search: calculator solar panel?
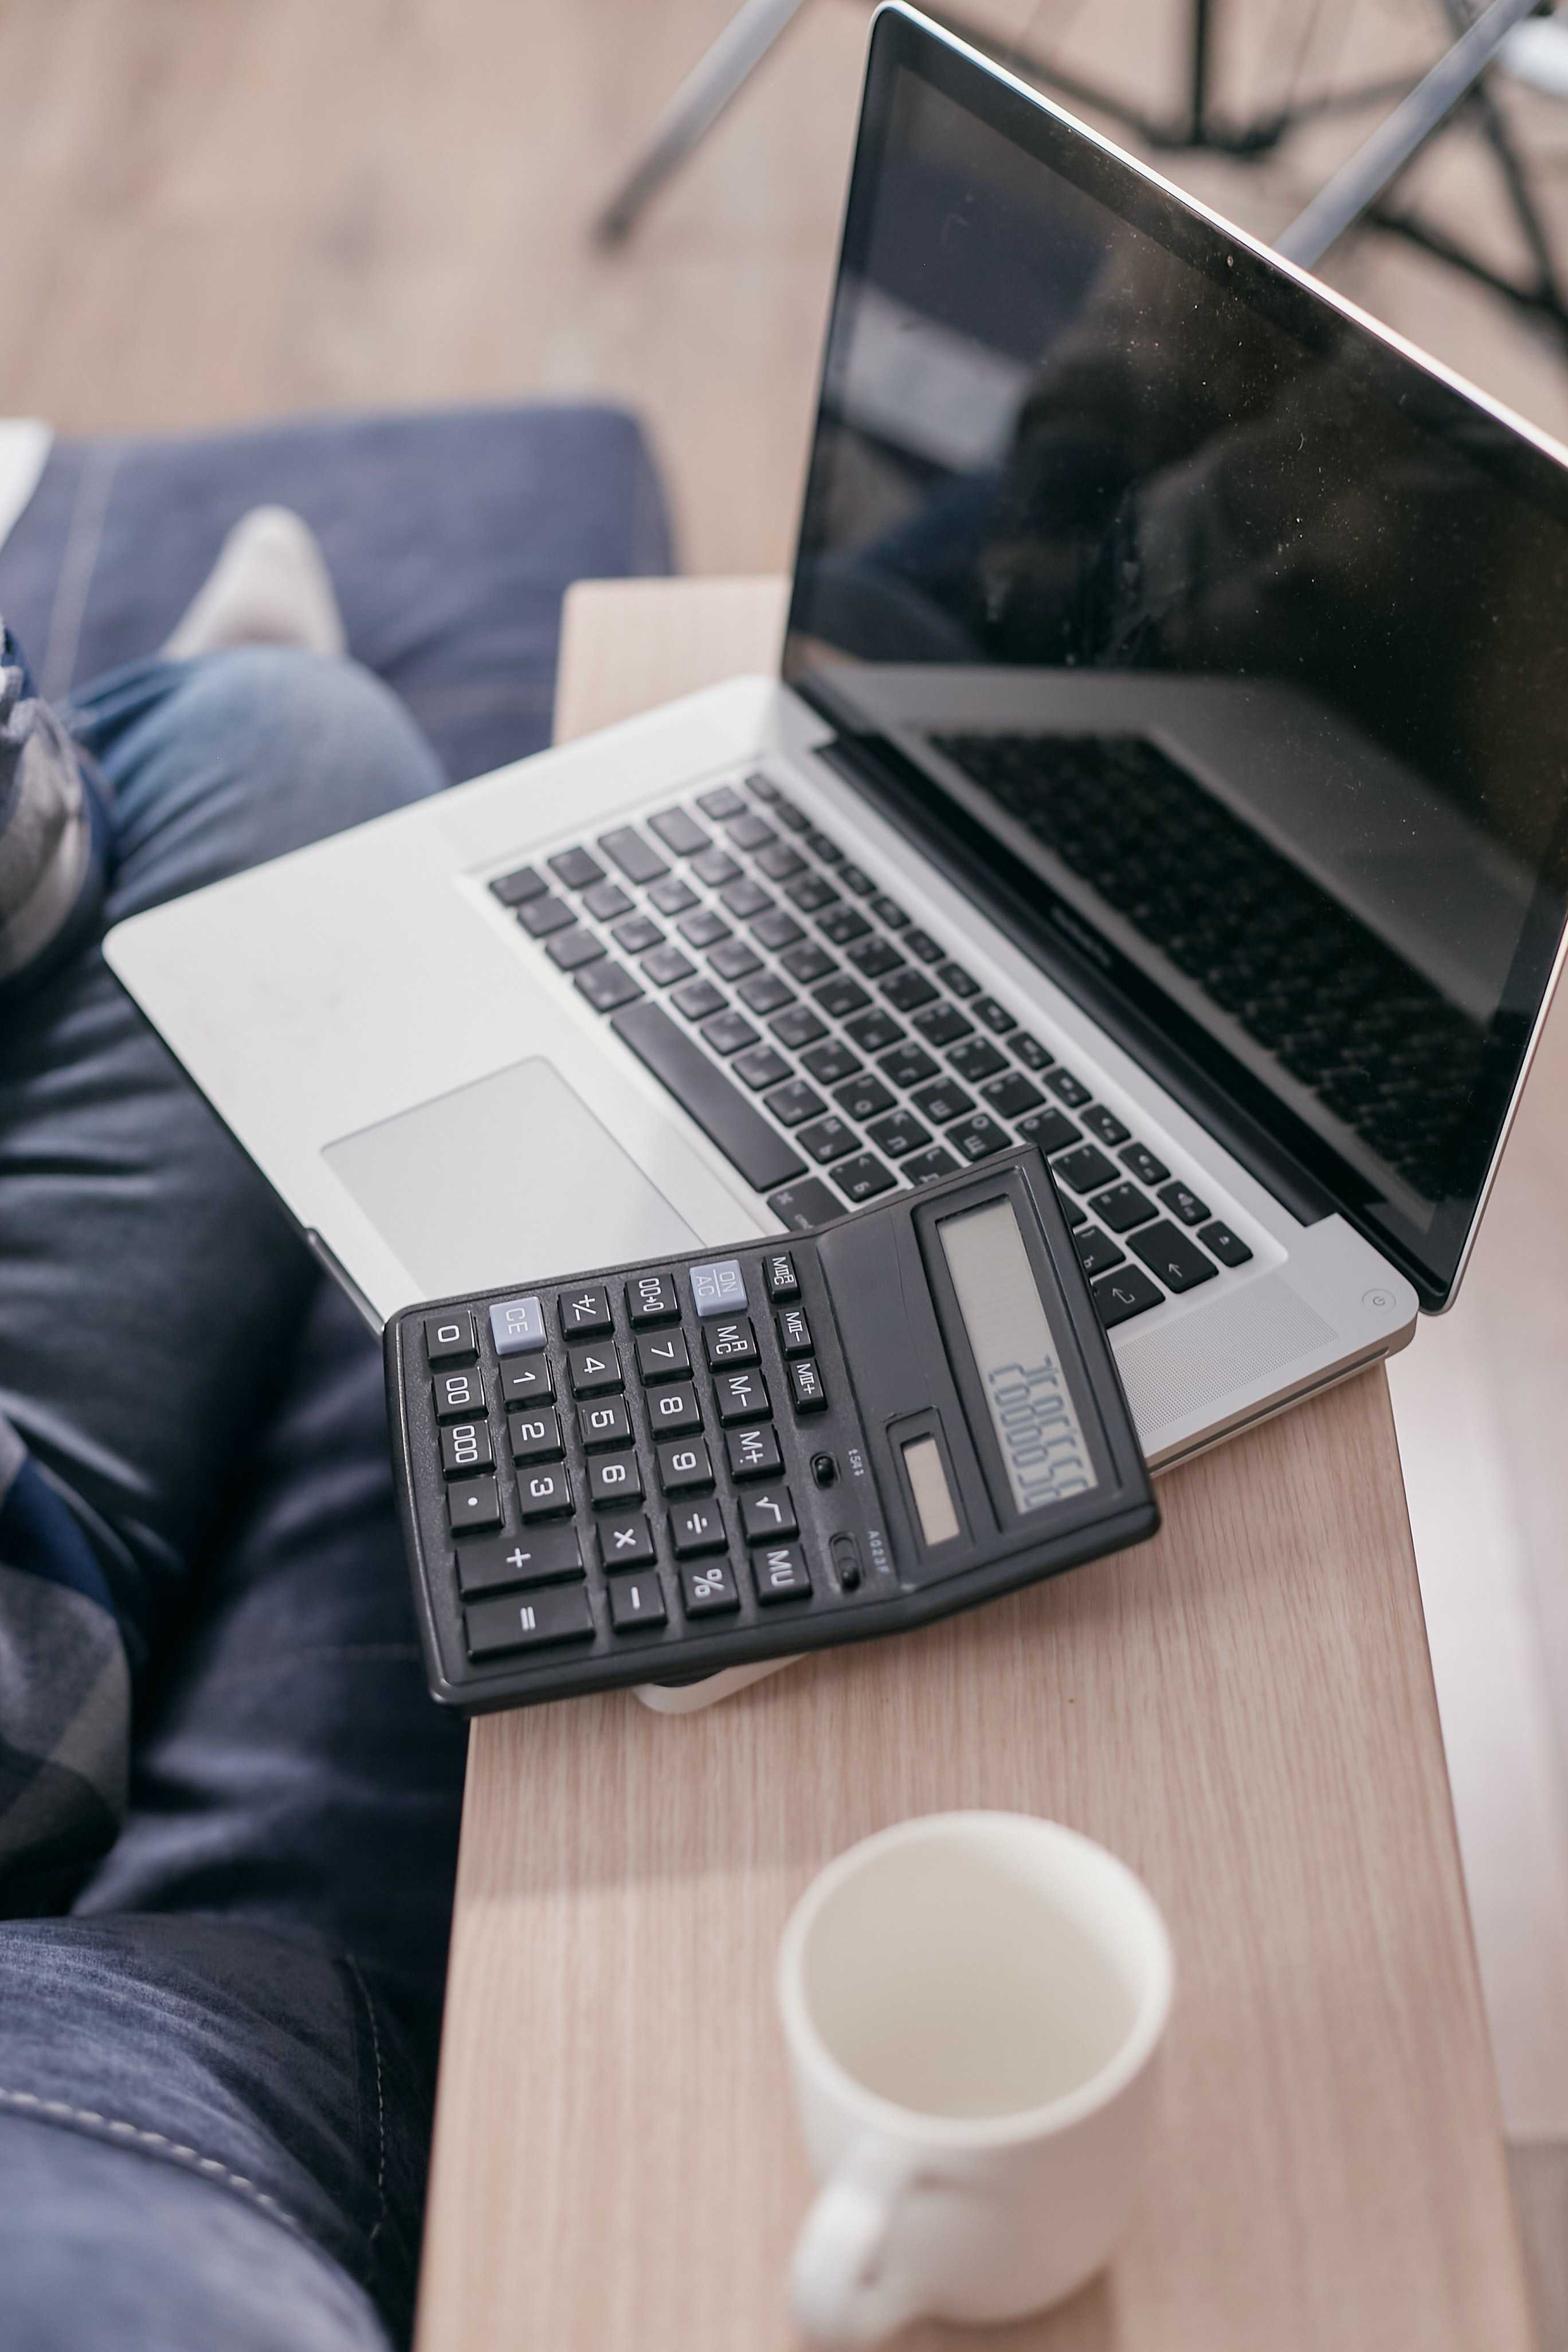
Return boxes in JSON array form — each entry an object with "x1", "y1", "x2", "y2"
[{"x1": 387, "y1": 1145, "x2": 1157, "y2": 1711}]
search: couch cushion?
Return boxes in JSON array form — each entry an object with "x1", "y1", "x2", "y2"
[{"x1": 0, "y1": 404, "x2": 674, "y2": 783}]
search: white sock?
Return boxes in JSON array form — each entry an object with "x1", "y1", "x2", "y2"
[{"x1": 162, "y1": 506, "x2": 347, "y2": 661}]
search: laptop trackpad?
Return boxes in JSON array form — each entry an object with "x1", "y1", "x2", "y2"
[{"x1": 323, "y1": 1056, "x2": 700, "y2": 1299}]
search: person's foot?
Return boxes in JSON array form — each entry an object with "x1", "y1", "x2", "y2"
[{"x1": 162, "y1": 507, "x2": 347, "y2": 661}]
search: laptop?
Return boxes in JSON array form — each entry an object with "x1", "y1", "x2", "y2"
[{"x1": 107, "y1": 4, "x2": 1568, "y2": 1504}]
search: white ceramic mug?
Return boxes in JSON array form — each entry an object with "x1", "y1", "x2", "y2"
[{"x1": 777, "y1": 1811, "x2": 1173, "y2": 2345}]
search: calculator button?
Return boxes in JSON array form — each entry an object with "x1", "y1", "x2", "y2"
[
  {"x1": 433, "y1": 1366, "x2": 486, "y2": 1421},
  {"x1": 509, "y1": 1409, "x2": 564, "y2": 1463},
  {"x1": 609, "y1": 1575, "x2": 669, "y2": 1632},
  {"x1": 678, "y1": 1558, "x2": 740, "y2": 1613},
  {"x1": 518, "y1": 1465, "x2": 573, "y2": 1519},
  {"x1": 753, "y1": 1542, "x2": 812, "y2": 1603},
  {"x1": 446, "y1": 1475, "x2": 502, "y2": 1535},
  {"x1": 559, "y1": 1286, "x2": 613, "y2": 1338},
  {"x1": 424, "y1": 1310, "x2": 477, "y2": 1368},
  {"x1": 726, "y1": 1424, "x2": 783, "y2": 1481},
  {"x1": 598, "y1": 1511, "x2": 656, "y2": 1570},
  {"x1": 587, "y1": 1452, "x2": 644, "y2": 1508},
  {"x1": 626, "y1": 1272, "x2": 680, "y2": 1326},
  {"x1": 789, "y1": 1358, "x2": 826, "y2": 1413},
  {"x1": 765, "y1": 1251, "x2": 799, "y2": 1300},
  {"x1": 568, "y1": 1341, "x2": 623, "y2": 1396},
  {"x1": 657, "y1": 1437, "x2": 714, "y2": 1494},
  {"x1": 670, "y1": 1502, "x2": 728, "y2": 1560},
  {"x1": 714, "y1": 1368, "x2": 770, "y2": 1424},
  {"x1": 688, "y1": 1257, "x2": 747, "y2": 1316},
  {"x1": 703, "y1": 1316, "x2": 758, "y2": 1369},
  {"x1": 636, "y1": 1330, "x2": 692, "y2": 1383},
  {"x1": 1091, "y1": 1267, "x2": 1163, "y2": 1328},
  {"x1": 776, "y1": 1306, "x2": 812, "y2": 1356},
  {"x1": 456, "y1": 1524, "x2": 583, "y2": 1598},
  {"x1": 740, "y1": 1485, "x2": 797, "y2": 1543},
  {"x1": 499, "y1": 1358, "x2": 555, "y2": 1409},
  {"x1": 648, "y1": 1382, "x2": 702, "y2": 1435},
  {"x1": 578, "y1": 1397, "x2": 633, "y2": 1451},
  {"x1": 440, "y1": 1420, "x2": 495, "y2": 1479},
  {"x1": 465, "y1": 1583, "x2": 594, "y2": 1660}
]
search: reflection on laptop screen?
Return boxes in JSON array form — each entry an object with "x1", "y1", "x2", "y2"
[{"x1": 783, "y1": 12, "x2": 1568, "y2": 1304}]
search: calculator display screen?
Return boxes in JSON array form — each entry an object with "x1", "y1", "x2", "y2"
[{"x1": 939, "y1": 1201, "x2": 1098, "y2": 1512}]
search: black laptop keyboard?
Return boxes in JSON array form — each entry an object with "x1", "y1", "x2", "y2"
[
  {"x1": 488, "y1": 772, "x2": 1253, "y2": 1335},
  {"x1": 931, "y1": 731, "x2": 1487, "y2": 1204}
]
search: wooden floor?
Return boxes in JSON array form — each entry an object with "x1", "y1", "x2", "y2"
[{"x1": 4, "y1": 0, "x2": 1568, "y2": 2336}]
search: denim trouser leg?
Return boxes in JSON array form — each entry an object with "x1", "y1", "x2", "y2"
[{"x1": 0, "y1": 650, "x2": 467, "y2": 2350}]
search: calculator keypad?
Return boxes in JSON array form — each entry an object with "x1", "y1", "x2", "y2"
[{"x1": 401, "y1": 1232, "x2": 883, "y2": 1692}]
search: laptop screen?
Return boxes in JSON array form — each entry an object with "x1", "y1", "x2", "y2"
[{"x1": 782, "y1": 6, "x2": 1568, "y2": 1307}]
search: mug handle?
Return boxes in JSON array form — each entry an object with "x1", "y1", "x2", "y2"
[{"x1": 789, "y1": 2135, "x2": 932, "y2": 2345}]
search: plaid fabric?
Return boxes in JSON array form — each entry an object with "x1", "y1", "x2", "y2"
[
  {"x1": 0, "y1": 617, "x2": 107, "y2": 994},
  {"x1": 0, "y1": 1412, "x2": 128, "y2": 1912}
]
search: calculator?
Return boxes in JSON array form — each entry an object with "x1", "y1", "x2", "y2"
[{"x1": 386, "y1": 1144, "x2": 1157, "y2": 1712}]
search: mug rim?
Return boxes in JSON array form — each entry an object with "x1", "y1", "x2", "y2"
[{"x1": 776, "y1": 1810, "x2": 1174, "y2": 2149}]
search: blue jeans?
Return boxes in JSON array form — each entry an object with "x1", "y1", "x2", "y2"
[{"x1": 0, "y1": 649, "x2": 468, "y2": 2350}]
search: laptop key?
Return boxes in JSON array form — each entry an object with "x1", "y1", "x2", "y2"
[
  {"x1": 697, "y1": 784, "x2": 747, "y2": 821},
  {"x1": 948, "y1": 1037, "x2": 1007, "y2": 1083},
  {"x1": 838, "y1": 863, "x2": 875, "y2": 896},
  {"x1": 947, "y1": 1113, "x2": 1013, "y2": 1163},
  {"x1": 786, "y1": 873, "x2": 838, "y2": 914},
  {"x1": 1083, "y1": 1104, "x2": 1131, "y2": 1148},
  {"x1": 803, "y1": 1041, "x2": 861, "y2": 1087},
  {"x1": 973, "y1": 995, "x2": 1016, "y2": 1034},
  {"x1": 574, "y1": 960, "x2": 643, "y2": 1013},
  {"x1": 867, "y1": 1111, "x2": 931, "y2": 1158},
  {"x1": 834, "y1": 1154, "x2": 897, "y2": 1202},
  {"x1": 518, "y1": 893, "x2": 574, "y2": 938},
  {"x1": 1012, "y1": 1032, "x2": 1053, "y2": 1071},
  {"x1": 703, "y1": 1010, "x2": 759, "y2": 1056},
  {"x1": 547, "y1": 927, "x2": 605, "y2": 973},
  {"x1": 709, "y1": 938, "x2": 762, "y2": 981},
  {"x1": 1160, "y1": 1180, "x2": 1211, "y2": 1227},
  {"x1": 904, "y1": 1146, "x2": 961, "y2": 1184},
  {"x1": 782, "y1": 942, "x2": 836, "y2": 985},
  {"x1": 871, "y1": 896, "x2": 910, "y2": 930},
  {"x1": 912, "y1": 1003, "x2": 973, "y2": 1048},
  {"x1": 598, "y1": 826, "x2": 668, "y2": 885},
  {"x1": 756, "y1": 841, "x2": 807, "y2": 883},
  {"x1": 1088, "y1": 1182, "x2": 1158, "y2": 1234},
  {"x1": 693, "y1": 846, "x2": 742, "y2": 888},
  {"x1": 610, "y1": 1002, "x2": 806, "y2": 1192},
  {"x1": 548, "y1": 846, "x2": 603, "y2": 891},
  {"x1": 883, "y1": 967, "x2": 938, "y2": 1013},
  {"x1": 1075, "y1": 1226, "x2": 1127, "y2": 1278},
  {"x1": 490, "y1": 864, "x2": 547, "y2": 905},
  {"x1": 1016, "y1": 1106, "x2": 1080, "y2": 1155},
  {"x1": 1127, "y1": 1221, "x2": 1218, "y2": 1292},
  {"x1": 739, "y1": 972, "x2": 794, "y2": 1016},
  {"x1": 764, "y1": 1080, "x2": 827, "y2": 1128},
  {"x1": 911, "y1": 1079, "x2": 974, "y2": 1126},
  {"x1": 671, "y1": 977, "x2": 726, "y2": 1021},
  {"x1": 880, "y1": 1042, "x2": 938, "y2": 1090},
  {"x1": 649, "y1": 874, "x2": 699, "y2": 916},
  {"x1": 845, "y1": 1009, "x2": 904, "y2": 1055},
  {"x1": 818, "y1": 904, "x2": 872, "y2": 946},
  {"x1": 722, "y1": 877, "x2": 773, "y2": 919},
  {"x1": 799, "y1": 1116, "x2": 859, "y2": 1164},
  {"x1": 612, "y1": 914, "x2": 663, "y2": 955},
  {"x1": 939, "y1": 961, "x2": 979, "y2": 998},
  {"x1": 772, "y1": 1004, "x2": 827, "y2": 1050},
  {"x1": 835, "y1": 1074, "x2": 895, "y2": 1121},
  {"x1": 733, "y1": 1043, "x2": 793, "y2": 1091},
  {"x1": 753, "y1": 907, "x2": 805, "y2": 951},
  {"x1": 805, "y1": 830, "x2": 842, "y2": 864},
  {"x1": 727, "y1": 813, "x2": 777, "y2": 853},
  {"x1": 583, "y1": 880, "x2": 634, "y2": 923},
  {"x1": 767, "y1": 1177, "x2": 847, "y2": 1230},
  {"x1": 904, "y1": 927, "x2": 944, "y2": 964},
  {"x1": 847, "y1": 938, "x2": 901, "y2": 979},
  {"x1": 1045, "y1": 1068, "x2": 1093, "y2": 1108},
  {"x1": 679, "y1": 908, "x2": 730, "y2": 949},
  {"x1": 1122, "y1": 1143, "x2": 1171, "y2": 1186},
  {"x1": 815, "y1": 974, "x2": 870, "y2": 1021},
  {"x1": 1092, "y1": 1267, "x2": 1164, "y2": 1328},
  {"x1": 981, "y1": 1073, "x2": 1044, "y2": 1120},
  {"x1": 649, "y1": 807, "x2": 709, "y2": 856},
  {"x1": 642, "y1": 944, "x2": 696, "y2": 987},
  {"x1": 1052, "y1": 1143, "x2": 1118, "y2": 1193},
  {"x1": 1198, "y1": 1220, "x2": 1253, "y2": 1267}
]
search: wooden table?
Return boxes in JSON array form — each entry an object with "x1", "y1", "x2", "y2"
[{"x1": 415, "y1": 577, "x2": 1535, "y2": 2352}]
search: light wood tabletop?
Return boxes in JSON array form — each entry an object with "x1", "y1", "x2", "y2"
[{"x1": 415, "y1": 576, "x2": 1535, "y2": 2352}]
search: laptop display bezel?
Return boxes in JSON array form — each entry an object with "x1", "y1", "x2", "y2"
[{"x1": 781, "y1": 1, "x2": 1568, "y2": 1312}]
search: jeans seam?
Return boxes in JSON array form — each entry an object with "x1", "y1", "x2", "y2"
[
  {"x1": 0, "y1": 2081, "x2": 305, "y2": 2239},
  {"x1": 342, "y1": 1955, "x2": 389, "y2": 2274}
]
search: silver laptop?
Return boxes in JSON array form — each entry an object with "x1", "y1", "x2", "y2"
[{"x1": 107, "y1": 3, "x2": 1568, "y2": 1499}]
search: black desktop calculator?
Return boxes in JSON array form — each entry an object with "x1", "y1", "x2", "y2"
[{"x1": 386, "y1": 1144, "x2": 1157, "y2": 1712}]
